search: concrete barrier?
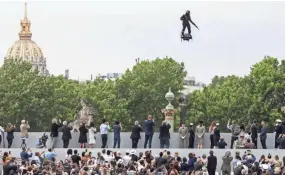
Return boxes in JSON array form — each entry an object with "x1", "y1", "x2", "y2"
[
  {"x1": 0, "y1": 132, "x2": 277, "y2": 149},
  {"x1": 0, "y1": 148, "x2": 285, "y2": 173}
]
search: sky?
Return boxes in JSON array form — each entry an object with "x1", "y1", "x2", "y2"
[{"x1": 0, "y1": 1, "x2": 285, "y2": 84}]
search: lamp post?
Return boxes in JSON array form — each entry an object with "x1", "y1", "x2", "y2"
[{"x1": 161, "y1": 87, "x2": 176, "y2": 132}]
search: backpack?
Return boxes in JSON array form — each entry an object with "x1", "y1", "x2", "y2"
[{"x1": 233, "y1": 125, "x2": 241, "y2": 135}]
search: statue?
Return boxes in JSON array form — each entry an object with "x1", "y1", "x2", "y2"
[{"x1": 70, "y1": 99, "x2": 95, "y2": 131}]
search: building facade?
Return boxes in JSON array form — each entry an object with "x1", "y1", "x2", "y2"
[
  {"x1": 181, "y1": 76, "x2": 205, "y2": 95},
  {"x1": 4, "y1": 3, "x2": 49, "y2": 75}
]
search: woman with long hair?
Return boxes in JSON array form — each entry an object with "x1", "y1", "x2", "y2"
[
  {"x1": 88, "y1": 122, "x2": 97, "y2": 148},
  {"x1": 78, "y1": 123, "x2": 88, "y2": 148},
  {"x1": 6, "y1": 123, "x2": 15, "y2": 148},
  {"x1": 209, "y1": 121, "x2": 216, "y2": 149}
]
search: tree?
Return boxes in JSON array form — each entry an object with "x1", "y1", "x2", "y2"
[
  {"x1": 80, "y1": 78, "x2": 130, "y2": 130},
  {"x1": 187, "y1": 56, "x2": 285, "y2": 130},
  {"x1": 116, "y1": 57, "x2": 187, "y2": 128},
  {"x1": 0, "y1": 60, "x2": 81, "y2": 131}
]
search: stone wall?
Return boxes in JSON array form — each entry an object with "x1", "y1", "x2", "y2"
[{"x1": 0, "y1": 132, "x2": 276, "y2": 149}]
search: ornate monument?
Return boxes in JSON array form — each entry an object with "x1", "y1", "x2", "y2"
[
  {"x1": 70, "y1": 99, "x2": 95, "y2": 131},
  {"x1": 161, "y1": 87, "x2": 176, "y2": 132},
  {"x1": 4, "y1": 3, "x2": 49, "y2": 75}
]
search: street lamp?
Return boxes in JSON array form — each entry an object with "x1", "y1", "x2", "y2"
[{"x1": 162, "y1": 87, "x2": 176, "y2": 132}]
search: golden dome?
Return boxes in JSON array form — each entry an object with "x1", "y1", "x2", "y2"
[
  {"x1": 5, "y1": 3, "x2": 48, "y2": 74},
  {"x1": 6, "y1": 40, "x2": 44, "y2": 62}
]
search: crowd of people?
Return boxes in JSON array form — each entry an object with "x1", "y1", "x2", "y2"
[
  {"x1": 2, "y1": 148, "x2": 285, "y2": 175},
  {"x1": 1, "y1": 116, "x2": 285, "y2": 149}
]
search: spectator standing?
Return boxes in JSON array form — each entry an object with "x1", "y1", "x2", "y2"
[
  {"x1": 88, "y1": 122, "x2": 97, "y2": 148},
  {"x1": 209, "y1": 121, "x2": 216, "y2": 149},
  {"x1": 130, "y1": 121, "x2": 143, "y2": 148},
  {"x1": 6, "y1": 123, "x2": 15, "y2": 148},
  {"x1": 260, "y1": 121, "x2": 267, "y2": 149},
  {"x1": 100, "y1": 119, "x2": 110, "y2": 148},
  {"x1": 113, "y1": 121, "x2": 121, "y2": 148},
  {"x1": 0, "y1": 125, "x2": 4, "y2": 147},
  {"x1": 277, "y1": 134, "x2": 285, "y2": 149},
  {"x1": 213, "y1": 122, "x2": 220, "y2": 149},
  {"x1": 61, "y1": 121, "x2": 72, "y2": 148},
  {"x1": 195, "y1": 120, "x2": 205, "y2": 149},
  {"x1": 20, "y1": 148, "x2": 33, "y2": 162},
  {"x1": 207, "y1": 150, "x2": 217, "y2": 175},
  {"x1": 188, "y1": 123, "x2": 195, "y2": 148},
  {"x1": 251, "y1": 120, "x2": 258, "y2": 149},
  {"x1": 50, "y1": 118, "x2": 62, "y2": 149},
  {"x1": 221, "y1": 151, "x2": 233, "y2": 175},
  {"x1": 179, "y1": 123, "x2": 188, "y2": 148},
  {"x1": 227, "y1": 119, "x2": 241, "y2": 149},
  {"x1": 144, "y1": 115, "x2": 155, "y2": 148},
  {"x1": 20, "y1": 120, "x2": 30, "y2": 148},
  {"x1": 159, "y1": 121, "x2": 171, "y2": 148},
  {"x1": 275, "y1": 119, "x2": 283, "y2": 148},
  {"x1": 78, "y1": 122, "x2": 88, "y2": 148}
]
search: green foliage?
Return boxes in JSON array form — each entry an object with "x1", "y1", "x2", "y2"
[
  {"x1": 116, "y1": 57, "x2": 187, "y2": 130},
  {"x1": 187, "y1": 56, "x2": 285, "y2": 130},
  {"x1": 0, "y1": 57, "x2": 186, "y2": 131},
  {"x1": 3, "y1": 55, "x2": 283, "y2": 132}
]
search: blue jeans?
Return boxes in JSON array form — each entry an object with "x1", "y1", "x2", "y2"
[
  {"x1": 144, "y1": 135, "x2": 153, "y2": 148},
  {"x1": 160, "y1": 138, "x2": 170, "y2": 148},
  {"x1": 113, "y1": 138, "x2": 120, "y2": 148}
]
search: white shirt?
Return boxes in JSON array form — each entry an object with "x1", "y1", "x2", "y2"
[
  {"x1": 123, "y1": 155, "x2": 131, "y2": 166},
  {"x1": 100, "y1": 123, "x2": 110, "y2": 134},
  {"x1": 105, "y1": 155, "x2": 114, "y2": 162},
  {"x1": 0, "y1": 126, "x2": 4, "y2": 132}
]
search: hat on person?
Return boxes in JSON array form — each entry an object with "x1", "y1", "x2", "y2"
[
  {"x1": 216, "y1": 123, "x2": 220, "y2": 126},
  {"x1": 276, "y1": 119, "x2": 282, "y2": 123},
  {"x1": 190, "y1": 123, "x2": 193, "y2": 126},
  {"x1": 130, "y1": 149, "x2": 136, "y2": 155},
  {"x1": 126, "y1": 150, "x2": 130, "y2": 154}
]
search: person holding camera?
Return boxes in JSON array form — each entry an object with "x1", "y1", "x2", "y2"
[
  {"x1": 251, "y1": 120, "x2": 258, "y2": 149},
  {"x1": 62, "y1": 121, "x2": 73, "y2": 148},
  {"x1": 144, "y1": 115, "x2": 155, "y2": 149},
  {"x1": 221, "y1": 151, "x2": 233, "y2": 175},
  {"x1": 113, "y1": 121, "x2": 122, "y2": 148},
  {"x1": 159, "y1": 120, "x2": 171, "y2": 148},
  {"x1": 100, "y1": 119, "x2": 110, "y2": 148},
  {"x1": 20, "y1": 120, "x2": 30, "y2": 148},
  {"x1": 130, "y1": 121, "x2": 143, "y2": 148},
  {"x1": 50, "y1": 118, "x2": 62, "y2": 149},
  {"x1": 20, "y1": 147, "x2": 33, "y2": 162},
  {"x1": 79, "y1": 122, "x2": 88, "y2": 148},
  {"x1": 275, "y1": 119, "x2": 283, "y2": 148},
  {"x1": 88, "y1": 122, "x2": 96, "y2": 148},
  {"x1": 6, "y1": 123, "x2": 15, "y2": 148}
]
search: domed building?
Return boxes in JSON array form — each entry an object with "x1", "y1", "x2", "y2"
[{"x1": 4, "y1": 3, "x2": 49, "y2": 75}]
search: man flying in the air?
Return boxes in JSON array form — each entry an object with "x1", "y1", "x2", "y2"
[{"x1": 180, "y1": 10, "x2": 199, "y2": 37}]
